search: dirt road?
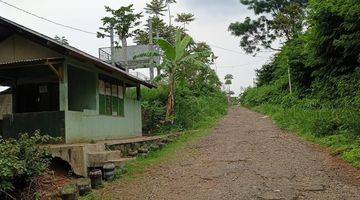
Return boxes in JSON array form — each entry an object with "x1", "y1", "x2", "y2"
[{"x1": 100, "y1": 107, "x2": 360, "y2": 199}]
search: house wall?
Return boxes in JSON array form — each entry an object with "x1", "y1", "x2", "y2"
[
  {"x1": 64, "y1": 98, "x2": 142, "y2": 143},
  {"x1": 1, "y1": 111, "x2": 65, "y2": 139},
  {"x1": 0, "y1": 33, "x2": 144, "y2": 142},
  {"x1": 0, "y1": 94, "x2": 12, "y2": 120},
  {"x1": 0, "y1": 34, "x2": 61, "y2": 62},
  {"x1": 68, "y1": 66, "x2": 97, "y2": 111},
  {"x1": 61, "y1": 61, "x2": 143, "y2": 143}
]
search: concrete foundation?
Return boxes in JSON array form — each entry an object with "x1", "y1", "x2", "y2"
[{"x1": 43, "y1": 135, "x2": 167, "y2": 177}]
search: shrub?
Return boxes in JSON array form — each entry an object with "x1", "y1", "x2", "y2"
[
  {"x1": 141, "y1": 84, "x2": 228, "y2": 134},
  {"x1": 0, "y1": 133, "x2": 53, "y2": 193}
]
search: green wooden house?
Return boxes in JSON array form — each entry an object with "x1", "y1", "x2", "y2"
[{"x1": 0, "y1": 17, "x2": 155, "y2": 143}]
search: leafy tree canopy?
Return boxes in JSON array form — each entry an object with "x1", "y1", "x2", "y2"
[
  {"x1": 97, "y1": 4, "x2": 142, "y2": 40},
  {"x1": 145, "y1": 0, "x2": 167, "y2": 17},
  {"x1": 229, "y1": 0, "x2": 308, "y2": 54},
  {"x1": 175, "y1": 13, "x2": 195, "y2": 29}
]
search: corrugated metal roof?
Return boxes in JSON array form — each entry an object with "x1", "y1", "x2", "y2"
[
  {"x1": 0, "y1": 57, "x2": 64, "y2": 66},
  {"x1": 0, "y1": 16, "x2": 155, "y2": 88}
]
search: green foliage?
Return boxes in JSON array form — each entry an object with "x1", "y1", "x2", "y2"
[
  {"x1": 175, "y1": 13, "x2": 195, "y2": 29},
  {"x1": 229, "y1": 0, "x2": 308, "y2": 53},
  {"x1": 97, "y1": 4, "x2": 142, "y2": 39},
  {"x1": 0, "y1": 133, "x2": 53, "y2": 192},
  {"x1": 145, "y1": 0, "x2": 167, "y2": 17},
  {"x1": 240, "y1": 0, "x2": 360, "y2": 168},
  {"x1": 141, "y1": 85, "x2": 227, "y2": 134},
  {"x1": 134, "y1": 17, "x2": 179, "y2": 45},
  {"x1": 253, "y1": 104, "x2": 360, "y2": 168}
]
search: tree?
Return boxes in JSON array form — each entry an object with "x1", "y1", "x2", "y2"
[
  {"x1": 255, "y1": 62, "x2": 275, "y2": 87},
  {"x1": 54, "y1": 35, "x2": 68, "y2": 45},
  {"x1": 175, "y1": 13, "x2": 195, "y2": 30},
  {"x1": 224, "y1": 74, "x2": 234, "y2": 85},
  {"x1": 145, "y1": 0, "x2": 168, "y2": 41},
  {"x1": 224, "y1": 74, "x2": 234, "y2": 101},
  {"x1": 154, "y1": 32, "x2": 209, "y2": 121},
  {"x1": 224, "y1": 74, "x2": 233, "y2": 90},
  {"x1": 228, "y1": 0, "x2": 308, "y2": 54},
  {"x1": 97, "y1": 5, "x2": 142, "y2": 70},
  {"x1": 145, "y1": 0, "x2": 167, "y2": 17},
  {"x1": 134, "y1": 21, "x2": 180, "y2": 45},
  {"x1": 165, "y1": 0, "x2": 177, "y2": 26}
]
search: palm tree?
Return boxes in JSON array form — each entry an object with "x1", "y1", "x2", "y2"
[
  {"x1": 145, "y1": 0, "x2": 167, "y2": 18},
  {"x1": 145, "y1": 0, "x2": 168, "y2": 40},
  {"x1": 154, "y1": 32, "x2": 208, "y2": 121},
  {"x1": 165, "y1": 0, "x2": 176, "y2": 26},
  {"x1": 175, "y1": 13, "x2": 195, "y2": 30}
]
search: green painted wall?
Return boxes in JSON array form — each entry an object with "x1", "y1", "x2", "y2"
[
  {"x1": 67, "y1": 66, "x2": 97, "y2": 111},
  {"x1": 60, "y1": 61, "x2": 143, "y2": 143},
  {"x1": 64, "y1": 98, "x2": 142, "y2": 143}
]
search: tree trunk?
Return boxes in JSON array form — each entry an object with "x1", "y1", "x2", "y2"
[
  {"x1": 165, "y1": 73, "x2": 175, "y2": 123},
  {"x1": 168, "y1": 4, "x2": 171, "y2": 26},
  {"x1": 121, "y1": 37, "x2": 129, "y2": 72}
]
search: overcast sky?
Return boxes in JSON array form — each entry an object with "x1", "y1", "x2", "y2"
[{"x1": 0, "y1": 0, "x2": 275, "y2": 95}]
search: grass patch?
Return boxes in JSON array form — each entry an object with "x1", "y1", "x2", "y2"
[
  {"x1": 118, "y1": 128, "x2": 213, "y2": 181},
  {"x1": 80, "y1": 115, "x2": 223, "y2": 200},
  {"x1": 253, "y1": 104, "x2": 360, "y2": 168}
]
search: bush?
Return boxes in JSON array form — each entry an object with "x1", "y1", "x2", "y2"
[
  {"x1": 240, "y1": 79, "x2": 287, "y2": 107},
  {"x1": 0, "y1": 133, "x2": 53, "y2": 193},
  {"x1": 141, "y1": 84, "x2": 228, "y2": 134}
]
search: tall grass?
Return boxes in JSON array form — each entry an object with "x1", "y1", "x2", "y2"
[{"x1": 254, "y1": 104, "x2": 360, "y2": 168}]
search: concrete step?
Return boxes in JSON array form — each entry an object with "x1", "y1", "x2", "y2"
[
  {"x1": 107, "y1": 157, "x2": 136, "y2": 167},
  {"x1": 87, "y1": 150, "x2": 123, "y2": 167}
]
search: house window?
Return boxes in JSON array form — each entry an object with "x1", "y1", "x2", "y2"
[{"x1": 99, "y1": 78, "x2": 124, "y2": 116}]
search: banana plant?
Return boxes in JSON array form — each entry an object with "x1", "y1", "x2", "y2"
[
  {"x1": 134, "y1": 31, "x2": 211, "y2": 122},
  {"x1": 157, "y1": 32, "x2": 210, "y2": 122}
]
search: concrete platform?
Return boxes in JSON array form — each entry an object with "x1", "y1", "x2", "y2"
[{"x1": 42, "y1": 135, "x2": 169, "y2": 177}]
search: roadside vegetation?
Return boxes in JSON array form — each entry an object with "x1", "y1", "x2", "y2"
[
  {"x1": 234, "y1": 0, "x2": 360, "y2": 168},
  {"x1": 0, "y1": 133, "x2": 62, "y2": 199}
]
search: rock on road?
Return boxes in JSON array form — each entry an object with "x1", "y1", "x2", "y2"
[{"x1": 100, "y1": 107, "x2": 360, "y2": 200}]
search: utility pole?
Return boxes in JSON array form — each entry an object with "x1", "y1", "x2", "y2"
[
  {"x1": 287, "y1": 57, "x2": 292, "y2": 94},
  {"x1": 110, "y1": 26, "x2": 115, "y2": 66},
  {"x1": 148, "y1": 18, "x2": 154, "y2": 80}
]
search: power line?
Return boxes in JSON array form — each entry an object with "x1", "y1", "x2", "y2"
[
  {"x1": 205, "y1": 42, "x2": 271, "y2": 59},
  {"x1": 0, "y1": 0, "x2": 98, "y2": 35},
  {"x1": 0, "y1": 0, "x2": 275, "y2": 62},
  {"x1": 214, "y1": 59, "x2": 268, "y2": 68}
]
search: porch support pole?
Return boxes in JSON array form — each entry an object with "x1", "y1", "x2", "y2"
[
  {"x1": 47, "y1": 63, "x2": 63, "y2": 82},
  {"x1": 59, "y1": 63, "x2": 68, "y2": 111}
]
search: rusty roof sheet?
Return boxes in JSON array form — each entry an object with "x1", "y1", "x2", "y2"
[{"x1": 0, "y1": 57, "x2": 64, "y2": 66}]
